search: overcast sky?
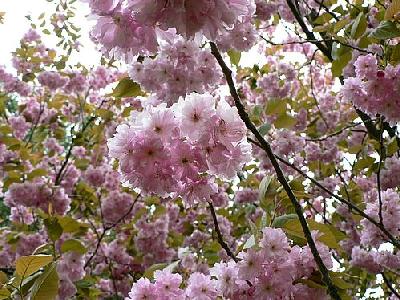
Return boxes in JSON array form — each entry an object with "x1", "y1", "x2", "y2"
[{"x1": 0, "y1": 0, "x2": 101, "y2": 70}]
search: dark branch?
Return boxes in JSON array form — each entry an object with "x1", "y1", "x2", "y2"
[
  {"x1": 84, "y1": 194, "x2": 140, "y2": 269},
  {"x1": 210, "y1": 41, "x2": 341, "y2": 300},
  {"x1": 381, "y1": 272, "x2": 400, "y2": 299},
  {"x1": 208, "y1": 201, "x2": 239, "y2": 263}
]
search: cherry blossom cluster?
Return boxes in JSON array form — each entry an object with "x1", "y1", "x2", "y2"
[
  {"x1": 88, "y1": 0, "x2": 255, "y2": 60},
  {"x1": 342, "y1": 54, "x2": 400, "y2": 124},
  {"x1": 129, "y1": 32, "x2": 221, "y2": 104},
  {"x1": 57, "y1": 252, "x2": 86, "y2": 299},
  {"x1": 257, "y1": 58, "x2": 300, "y2": 102},
  {"x1": 336, "y1": 188, "x2": 400, "y2": 274},
  {"x1": 215, "y1": 1, "x2": 257, "y2": 51},
  {"x1": 126, "y1": 227, "x2": 332, "y2": 299},
  {"x1": 108, "y1": 93, "x2": 251, "y2": 204},
  {"x1": 5, "y1": 182, "x2": 71, "y2": 215},
  {"x1": 360, "y1": 189, "x2": 400, "y2": 247}
]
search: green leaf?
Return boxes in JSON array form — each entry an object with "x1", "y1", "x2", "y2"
[
  {"x1": 265, "y1": 99, "x2": 287, "y2": 115},
  {"x1": 353, "y1": 156, "x2": 375, "y2": 172},
  {"x1": 330, "y1": 272, "x2": 352, "y2": 289},
  {"x1": 33, "y1": 244, "x2": 52, "y2": 255},
  {"x1": 282, "y1": 219, "x2": 344, "y2": 249},
  {"x1": 274, "y1": 113, "x2": 297, "y2": 129},
  {"x1": 27, "y1": 169, "x2": 48, "y2": 181},
  {"x1": 30, "y1": 262, "x2": 59, "y2": 300},
  {"x1": 385, "y1": 0, "x2": 400, "y2": 20},
  {"x1": 243, "y1": 234, "x2": 256, "y2": 249},
  {"x1": 44, "y1": 217, "x2": 63, "y2": 242},
  {"x1": 57, "y1": 216, "x2": 88, "y2": 233},
  {"x1": 96, "y1": 108, "x2": 114, "y2": 120},
  {"x1": 20, "y1": 272, "x2": 42, "y2": 298},
  {"x1": 143, "y1": 263, "x2": 168, "y2": 279},
  {"x1": 333, "y1": 18, "x2": 351, "y2": 33},
  {"x1": 272, "y1": 214, "x2": 299, "y2": 228},
  {"x1": 0, "y1": 271, "x2": 7, "y2": 284},
  {"x1": 332, "y1": 51, "x2": 352, "y2": 77},
  {"x1": 369, "y1": 21, "x2": 400, "y2": 40},
  {"x1": 110, "y1": 77, "x2": 143, "y2": 98},
  {"x1": 61, "y1": 239, "x2": 87, "y2": 254},
  {"x1": 16, "y1": 255, "x2": 53, "y2": 277},
  {"x1": 227, "y1": 49, "x2": 241, "y2": 66},
  {"x1": 0, "y1": 287, "x2": 10, "y2": 300},
  {"x1": 258, "y1": 175, "x2": 273, "y2": 203},
  {"x1": 351, "y1": 13, "x2": 367, "y2": 39},
  {"x1": 314, "y1": 12, "x2": 333, "y2": 25},
  {"x1": 258, "y1": 123, "x2": 271, "y2": 135}
]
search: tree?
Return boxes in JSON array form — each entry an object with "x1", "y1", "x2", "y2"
[{"x1": 0, "y1": 0, "x2": 399, "y2": 299}]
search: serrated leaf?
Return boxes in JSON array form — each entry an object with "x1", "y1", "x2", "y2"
[
  {"x1": 332, "y1": 51, "x2": 352, "y2": 77},
  {"x1": 369, "y1": 21, "x2": 400, "y2": 39},
  {"x1": 57, "y1": 216, "x2": 88, "y2": 233},
  {"x1": 0, "y1": 271, "x2": 7, "y2": 284},
  {"x1": 265, "y1": 99, "x2": 287, "y2": 115},
  {"x1": 44, "y1": 217, "x2": 63, "y2": 242},
  {"x1": 33, "y1": 244, "x2": 52, "y2": 255},
  {"x1": 314, "y1": 12, "x2": 333, "y2": 25},
  {"x1": 333, "y1": 18, "x2": 350, "y2": 33},
  {"x1": 110, "y1": 77, "x2": 142, "y2": 98},
  {"x1": 282, "y1": 219, "x2": 344, "y2": 249},
  {"x1": 243, "y1": 234, "x2": 256, "y2": 249},
  {"x1": 61, "y1": 239, "x2": 87, "y2": 254},
  {"x1": 16, "y1": 255, "x2": 53, "y2": 277},
  {"x1": 274, "y1": 113, "x2": 297, "y2": 129},
  {"x1": 259, "y1": 123, "x2": 271, "y2": 135},
  {"x1": 258, "y1": 175, "x2": 272, "y2": 202},
  {"x1": 227, "y1": 49, "x2": 241, "y2": 66},
  {"x1": 331, "y1": 272, "x2": 352, "y2": 289},
  {"x1": 143, "y1": 263, "x2": 168, "y2": 279},
  {"x1": 30, "y1": 262, "x2": 59, "y2": 300},
  {"x1": 27, "y1": 169, "x2": 47, "y2": 181},
  {"x1": 0, "y1": 287, "x2": 10, "y2": 300},
  {"x1": 351, "y1": 13, "x2": 367, "y2": 39},
  {"x1": 272, "y1": 214, "x2": 299, "y2": 228},
  {"x1": 385, "y1": 0, "x2": 400, "y2": 20}
]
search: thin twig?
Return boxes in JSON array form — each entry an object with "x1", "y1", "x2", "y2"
[
  {"x1": 208, "y1": 201, "x2": 238, "y2": 263},
  {"x1": 377, "y1": 117, "x2": 385, "y2": 225},
  {"x1": 381, "y1": 272, "x2": 400, "y2": 299},
  {"x1": 84, "y1": 194, "x2": 140, "y2": 269}
]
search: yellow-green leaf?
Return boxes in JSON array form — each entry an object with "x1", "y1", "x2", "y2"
[
  {"x1": 227, "y1": 49, "x2": 241, "y2": 66},
  {"x1": 61, "y1": 239, "x2": 87, "y2": 254},
  {"x1": 0, "y1": 287, "x2": 10, "y2": 300},
  {"x1": 385, "y1": 0, "x2": 400, "y2": 20},
  {"x1": 30, "y1": 262, "x2": 59, "y2": 300},
  {"x1": 27, "y1": 169, "x2": 48, "y2": 181},
  {"x1": 57, "y1": 216, "x2": 89, "y2": 233},
  {"x1": 274, "y1": 113, "x2": 297, "y2": 129},
  {"x1": 110, "y1": 77, "x2": 143, "y2": 98},
  {"x1": 16, "y1": 255, "x2": 53, "y2": 277}
]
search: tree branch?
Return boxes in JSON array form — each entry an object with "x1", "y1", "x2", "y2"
[
  {"x1": 208, "y1": 201, "x2": 238, "y2": 263},
  {"x1": 381, "y1": 272, "x2": 400, "y2": 299},
  {"x1": 210, "y1": 41, "x2": 341, "y2": 300},
  {"x1": 84, "y1": 194, "x2": 140, "y2": 269}
]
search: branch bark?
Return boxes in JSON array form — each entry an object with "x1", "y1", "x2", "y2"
[{"x1": 208, "y1": 201, "x2": 239, "y2": 263}]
